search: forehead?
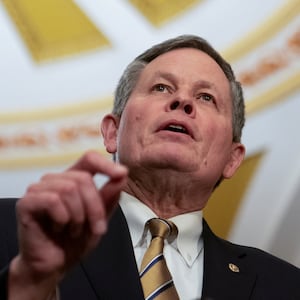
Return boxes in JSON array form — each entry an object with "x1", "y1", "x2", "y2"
[{"x1": 141, "y1": 48, "x2": 229, "y2": 88}]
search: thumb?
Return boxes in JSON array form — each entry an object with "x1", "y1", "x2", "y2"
[{"x1": 99, "y1": 174, "x2": 128, "y2": 216}]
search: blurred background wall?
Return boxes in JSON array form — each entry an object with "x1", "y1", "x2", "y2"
[{"x1": 0, "y1": 0, "x2": 299, "y2": 267}]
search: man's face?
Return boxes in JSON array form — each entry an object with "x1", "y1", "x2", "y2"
[{"x1": 103, "y1": 48, "x2": 244, "y2": 185}]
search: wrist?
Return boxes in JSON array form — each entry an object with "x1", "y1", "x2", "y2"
[{"x1": 8, "y1": 256, "x2": 59, "y2": 300}]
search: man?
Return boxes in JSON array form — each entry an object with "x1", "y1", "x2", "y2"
[{"x1": 0, "y1": 35, "x2": 299, "y2": 300}]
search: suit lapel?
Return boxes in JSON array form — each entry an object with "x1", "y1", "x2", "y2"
[
  {"x1": 202, "y1": 220, "x2": 256, "y2": 300},
  {"x1": 81, "y1": 207, "x2": 144, "y2": 300}
]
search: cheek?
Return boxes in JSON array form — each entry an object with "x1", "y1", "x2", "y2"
[
  {"x1": 204, "y1": 122, "x2": 233, "y2": 152},
  {"x1": 117, "y1": 110, "x2": 145, "y2": 148},
  {"x1": 201, "y1": 124, "x2": 233, "y2": 172},
  {"x1": 123, "y1": 101, "x2": 146, "y2": 123}
]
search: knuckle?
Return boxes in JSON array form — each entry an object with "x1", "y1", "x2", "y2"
[
  {"x1": 46, "y1": 193, "x2": 60, "y2": 208},
  {"x1": 61, "y1": 181, "x2": 78, "y2": 194},
  {"x1": 16, "y1": 197, "x2": 25, "y2": 212},
  {"x1": 78, "y1": 172, "x2": 93, "y2": 185},
  {"x1": 83, "y1": 150, "x2": 99, "y2": 166},
  {"x1": 40, "y1": 173, "x2": 55, "y2": 181},
  {"x1": 73, "y1": 213, "x2": 85, "y2": 224},
  {"x1": 69, "y1": 170, "x2": 94, "y2": 187},
  {"x1": 89, "y1": 202, "x2": 103, "y2": 219},
  {"x1": 26, "y1": 183, "x2": 39, "y2": 193},
  {"x1": 84, "y1": 150, "x2": 98, "y2": 160}
]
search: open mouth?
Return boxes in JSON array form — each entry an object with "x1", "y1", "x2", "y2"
[
  {"x1": 164, "y1": 124, "x2": 188, "y2": 134},
  {"x1": 157, "y1": 120, "x2": 194, "y2": 139}
]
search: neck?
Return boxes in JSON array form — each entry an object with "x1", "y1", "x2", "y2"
[{"x1": 123, "y1": 167, "x2": 213, "y2": 218}]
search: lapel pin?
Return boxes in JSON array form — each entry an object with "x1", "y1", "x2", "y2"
[{"x1": 229, "y1": 263, "x2": 240, "y2": 273}]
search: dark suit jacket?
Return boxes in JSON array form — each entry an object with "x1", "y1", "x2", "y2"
[{"x1": 0, "y1": 198, "x2": 299, "y2": 299}]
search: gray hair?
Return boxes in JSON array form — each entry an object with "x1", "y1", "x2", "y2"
[{"x1": 113, "y1": 35, "x2": 245, "y2": 142}]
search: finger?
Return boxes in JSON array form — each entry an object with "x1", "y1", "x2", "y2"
[
  {"x1": 65, "y1": 171, "x2": 108, "y2": 236},
  {"x1": 40, "y1": 171, "x2": 106, "y2": 237},
  {"x1": 18, "y1": 191, "x2": 70, "y2": 229},
  {"x1": 68, "y1": 151, "x2": 127, "y2": 180},
  {"x1": 30, "y1": 177, "x2": 85, "y2": 228},
  {"x1": 99, "y1": 175, "x2": 127, "y2": 216}
]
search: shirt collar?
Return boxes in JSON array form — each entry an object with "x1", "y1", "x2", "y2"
[{"x1": 119, "y1": 192, "x2": 203, "y2": 267}]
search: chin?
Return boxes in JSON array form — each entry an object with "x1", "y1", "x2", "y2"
[{"x1": 147, "y1": 153, "x2": 196, "y2": 171}]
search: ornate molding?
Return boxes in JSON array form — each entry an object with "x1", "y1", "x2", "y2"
[{"x1": 222, "y1": 0, "x2": 300, "y2": 62}]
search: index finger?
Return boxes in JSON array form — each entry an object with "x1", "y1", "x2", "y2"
[{"x1": 68, "y1": 151, "x2": 127, "y2": 179}]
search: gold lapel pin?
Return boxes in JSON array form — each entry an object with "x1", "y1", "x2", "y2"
[{"x1": 229, "y1": 263, "x2": 240, "y2": 273}]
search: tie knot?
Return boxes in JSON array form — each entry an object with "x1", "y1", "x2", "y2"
[{"x1": 147, "y1": 218, "x2": 178, "y2": 242}]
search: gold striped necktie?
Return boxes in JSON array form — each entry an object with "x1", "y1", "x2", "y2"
[{"x1": 139, "y1": 218, "x2": 179, "y2": 300}]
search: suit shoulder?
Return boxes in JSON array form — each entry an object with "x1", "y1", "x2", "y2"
[
  {"x1": 203, "y1": 220, "x2": 300, "y2": 286},
  {"x1": 0, "y1": 198, "x2": 17, "y2": 227},
  {"x1": 0, "y1": 198, "x2": 18, "y2": 266},
  {"x1": 227, "y1": 238, "x2": 299, "y2": 272},
  {"x1": 216, "y1": 237, "x2": 300, "y2": 298}
]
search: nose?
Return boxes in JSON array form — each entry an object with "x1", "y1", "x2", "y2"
[{"x1": 169, "y1": 99, "x2": 194, "y2": 115}]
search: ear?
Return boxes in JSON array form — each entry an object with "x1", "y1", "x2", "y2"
[
  {"x1": 101, "y1": 114, "x2": 120, "y2": 154},
  {"x1": 222, "y1": 143, "x2": 246, "y2": 179}
]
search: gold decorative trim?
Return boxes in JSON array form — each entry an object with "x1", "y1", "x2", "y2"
[
  {"x1": 246, "y1": 71, "x2": 300, "y2": 116},
  {"x1": 0, "y1": 97, "x2": 113, "y2": 124},
  {"x1": 222, "y1": 0, "x2": 300, "y2": 62},
  {"x1": 0, "y1": 148, "x2": 107, "y2": 170},
  {"x1": 2, "y1": 0, "x2": 110, "y2": 62}
]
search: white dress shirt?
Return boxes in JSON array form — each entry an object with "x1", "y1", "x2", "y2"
[{"x1": 120, "y1": 192, "x2": 204, "y2": 300}]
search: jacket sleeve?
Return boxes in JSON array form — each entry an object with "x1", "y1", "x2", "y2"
[
  {"x1": 0, "y1": 266, "x2": 9, "y2": 299},
  {"x1": 0, "y1": 199, "x2": 19, "y2": 300}
]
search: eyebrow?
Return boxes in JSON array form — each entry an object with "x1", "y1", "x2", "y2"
[
  {"x1": 194, "y1": 80, "x2": 218, "y2": 91},
  {"x1": 152, "y1": 71, "x2": 176, "y2": 83},
  {"x1": 152, "y1": 71, "x2": 219, "y2": 92}
]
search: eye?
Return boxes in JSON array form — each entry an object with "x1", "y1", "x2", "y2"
[
  {"x1": 197, "y1": 93, "x2": 214, "y2": 102},
  {"x1": 153, "y1": 84, "x2": 169, "y2": 93}
]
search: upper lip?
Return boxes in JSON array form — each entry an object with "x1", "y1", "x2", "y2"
[{"x1": 156, "y1": 119, "x2": 194, "y2": 139}]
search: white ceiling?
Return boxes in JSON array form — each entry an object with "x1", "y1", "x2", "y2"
[{"x1": 0, "y1": 0, "x2": 300, "y2": 267}]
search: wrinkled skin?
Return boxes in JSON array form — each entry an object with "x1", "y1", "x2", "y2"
[
  {"x1": 8, "y1": 48, "x2": 245, "y2": 299},
  {"x1": 102, "y1": 48, "x2": 245, "y2": 217},
  {"x1": 9, "y1": 152, "x2": 127, "y2": 299}
]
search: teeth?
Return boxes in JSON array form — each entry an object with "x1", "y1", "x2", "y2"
[
  {"x1": 167, "y1": 124, "x2": 187, "y2": 133},
  {"x1": 169, "y1": 124, "x2": 184, "y2": 130}
]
